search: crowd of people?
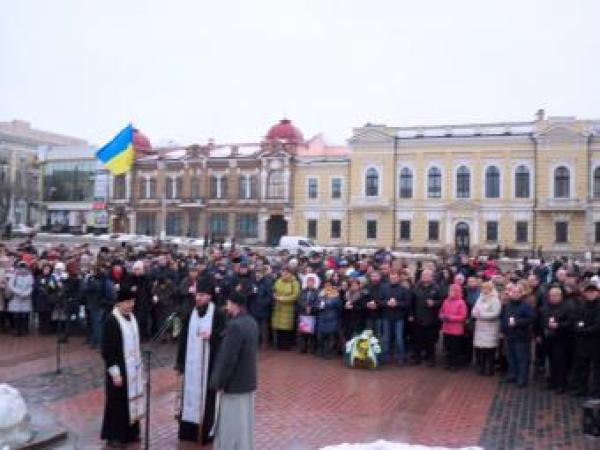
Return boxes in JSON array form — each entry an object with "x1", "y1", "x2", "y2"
[{"x1": 1, "y1": 238, "x2": 600, "y2": 402}]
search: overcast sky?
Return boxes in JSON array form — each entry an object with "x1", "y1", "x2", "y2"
[{"x1": 1, "y1": 0, "x2": 599, "y2": 147}]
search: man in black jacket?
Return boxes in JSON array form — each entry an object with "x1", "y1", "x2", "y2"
[
  {"x1": 411, "y1": 269, "x2": 442, "y2": 366},
  {"x1": 570, "y1": 282, "x2": 600, "y2": 398},
  {"x1": 210, "y1": 291, "x2": 258, "y2": 450},
  {"x1": 381, "y1": 270, "x2": 411, "y2": 365}
]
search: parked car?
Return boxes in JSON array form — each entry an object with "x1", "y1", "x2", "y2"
[
  {"x1": 278, "y1": 235, "x2": 323, "y2": 255},
  {"x1": 12, "y1": 224, "x2": 39, "y2": 237}
]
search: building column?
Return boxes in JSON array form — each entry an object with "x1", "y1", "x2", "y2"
[
  {"x1": 258, "y1": 212, "x2": 268, "y2": 243},
  {"x1": 125, "y1": 172, "x2": 131, "y2": 200},
  {"x1": 128, "y1": 211, "x2": 136, "y2": 234}
]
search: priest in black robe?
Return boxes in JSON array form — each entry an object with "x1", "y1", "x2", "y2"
[
  {"x1": 175, "y1": 277, "x2": 226, "y2": 445},
  {"x1": 100, "y1": 277, "x2": 145, "y2": 448}
]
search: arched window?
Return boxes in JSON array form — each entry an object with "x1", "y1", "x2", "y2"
[
  {"x1": 365, "y1": 167, "x2": 379, "y2": 197},
  {"x1": 554, "y1": 166, "x2": 570, "y2": 198},
  {"x1": 399, "y1": 167, "x2": 413, "y2": 198},
  {"x1": 456, "y1": 165, "x2": 470, "y2": 198},
  {"x1": 594, "y1": 167, "x2": 600, "y2": 199},
  {"x1": 485, "y1": 166, "x2": 500, "y2": 198},
  {"x1": 267, "y1": 170, "x2": 284, "y2": 199},
  {"x1": 515, "y1": 165, "x2": 530, "y2": 198},
  {"x1": 427, "y1": 167, "x2": 442, "y2": 198},
  {"x1": 113, "y1": 174, "x2": 126, "y2": 199}
]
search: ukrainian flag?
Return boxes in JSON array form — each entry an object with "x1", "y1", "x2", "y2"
[{"x1": 96, "y1": 124, "x2": 135, "y2": 175}]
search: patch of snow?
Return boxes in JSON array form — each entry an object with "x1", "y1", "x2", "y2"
[{"x1": 320, "y1": 441, "x2": 482, "y2": 450}]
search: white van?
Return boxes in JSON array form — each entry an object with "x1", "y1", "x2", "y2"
[{"x1": 278, "y1": 236, "x2": 324, "y2": 255}]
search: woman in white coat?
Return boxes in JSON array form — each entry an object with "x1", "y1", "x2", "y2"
[
  {"x1": 8, "y1": 261, "x2": 34, "y2": 336},
  {"x1": 471, "y1": 280, "x2": 501, "y2": 376}
]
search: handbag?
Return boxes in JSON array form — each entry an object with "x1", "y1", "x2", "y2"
[{"x1": 298, "y1": 315, "x2": 316, "y2": 334}]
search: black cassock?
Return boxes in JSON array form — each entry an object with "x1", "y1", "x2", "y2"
[
  {"x1": 100, "y1": 313, "x2": 141, "y2": 444},
  {"x1": 176, "y1": 304, "x2": 226, "y2": 444}
]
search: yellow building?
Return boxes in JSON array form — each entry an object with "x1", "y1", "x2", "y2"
[
  {"x1": 346, "y1": 111, "x2": 600, "y2": 258},
  {"x1": 292, "y1": 135, "x2": 350, "y2": 246}
]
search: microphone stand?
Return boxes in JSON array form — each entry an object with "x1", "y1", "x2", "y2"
[{"x1": 142, "y1": 312, "x2": 178, "y2": 450}]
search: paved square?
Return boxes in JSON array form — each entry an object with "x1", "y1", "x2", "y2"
[{"x1": 0, "y1": 335, "x2": 598, "y2": 449}]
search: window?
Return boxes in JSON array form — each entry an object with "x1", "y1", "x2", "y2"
[
  {"x1": 427, "y1": 167, "x2": 442, "y2": 198},
  {"x1": 365, "y1": 168, "x2": 379, "y2": 197},
  {"x1": 138, "y1": 178, "x2": 146, "y2": 199},
  {"x1": 307, "y1": 219, "x2": 317, "y2": 239},
  {"x1": 113, "y1": 174, "x2": 126, "y2": 199},
  {"x1": 515, "y1": 165, "x2": 530, "y2": 198},
  {"x1": 554, "y1": 166, "x2": 570, "y2": 198},
  {"x1": 210, "y1": 174, "x2": 228, "y2": 199},
  {"x1": 209, "y1": 213, "x2": 228, "y2": 238},
  {"x1": 308, "y1": 178, "x2": 318, "y2": 199},
  {"x1": 428, "y1": 220, "x2": 439, "y2": 241},
  {"x1": 330, "y1": 220, "x2": 341, "y2": 239},
  {"x1": 188, "y1": 211, "x2": 200, "y2": 237},
  {"x1": 267, "y1": 170, "x2": 285, "y2": 199},
  {"x1": 136, "y1": 212, "x2": 156, "y2": 236},
  {"x1": 399, "y1": 168, "x2": 413, "y2": 198},
  {"x1": 239, "y1": 174, "x2": 251, "y2": 200},
  {"x1": 515, "y1": 221, "x2": 528, "y2": 243},
  {"x1": 191, "y1": 177, "x2": 201, "y2": 199},
  {"x1": 366, "y1": 220, "x2": 377, "y2": 239},
  {"x1": 486, "y1": 221, "x2": 498, "y2": 242},
  {"x1": 485, "y1": 166, "x2": 500, "y2": 198},
  {"x1": 42, "y1": 160, "x2": 96, "y2": 201},
  {"x1": 595, "y1": 222, "x2": 600, "y2": 243},
  {"x1": 237, "y1": 214, "x2": 258, "y2": 238},
  {"x1": 331, "y1": 178, "x2": 342, "y2": 199},
  {"x1": 166, "y1": 212, "x2": 183, "y2": 236},
  {"x1": 456, "y1": 165, "x2": 470, "y2": 198},
  {"x1": 555, "y1": 221, "x2": 568, "y2": 243},
  {"x1": 148, "y1": 178, "x2": 156, "y2": 198},
  {"x1": 399, "y1": 220, "x2": 411, "y2": 241},
  {"x1": 594, "y1": 167, "x2": 600, "y2": 198},
  {"x1": 165, "y1": 177, "x2": 181, "y2": 199}
]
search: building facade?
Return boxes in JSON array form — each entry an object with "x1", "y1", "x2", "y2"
[
  {"x1": 348, "y1": 111, "x2": 600, "y2": 258},
  {"x1": 39, "y1": 145, "x2": 109, "y2": 233},
  {"x1": 108, "y1": 120, "x2": 309, "y2": 244},
  {"x1": 0, "y1": 120, "x2": 87, "y2": 226}
]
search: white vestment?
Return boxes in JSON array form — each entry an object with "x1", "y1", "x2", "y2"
[
  {"x1": 181, "y1": 302, "x2": 215, "y2": 425},
  {"x1": 112, "y1": 307, "x2": 145, "y2": 424}
]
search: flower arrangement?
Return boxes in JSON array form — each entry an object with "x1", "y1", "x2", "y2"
[{"x1": 344, "y1": 329, "x2": 381, "y2": 369}]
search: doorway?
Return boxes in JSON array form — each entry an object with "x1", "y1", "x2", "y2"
[
  {"x1": 455, "y1": 222, "x2": 470, "y2": 254},
  {"x1": 266, "y1": 215, "x2": 287, "y2": 246}
]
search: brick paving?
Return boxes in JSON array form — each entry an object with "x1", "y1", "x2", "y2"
[{"x1": 1, "y1": 334, "x2": 598, "y2": 449}]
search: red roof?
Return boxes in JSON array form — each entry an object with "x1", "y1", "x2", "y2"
[{"x1": 266, "y1": 119, "x2": 304, "y2": 143}]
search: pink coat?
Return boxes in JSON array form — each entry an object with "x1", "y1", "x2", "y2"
[{"x1": 439, "y1": 297, "x2": 468, "y2": 336}]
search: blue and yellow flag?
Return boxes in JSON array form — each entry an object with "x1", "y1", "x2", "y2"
[{"x1": 96, "y1": 124, "x2": 135, "y2": 175}]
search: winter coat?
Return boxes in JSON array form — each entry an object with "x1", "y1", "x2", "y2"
[
  {"x1": 248, "y1": 275, "x2": 273, "y2": 321},
  {"x1": 82, "y1": 274, "x2": 114, "y2": 311},
  {"x1": 382, "y1": 282, "x2": 411, "y2": 321},
  {"x1": 471, "y1": 292, "x2": 501, "y2": 348},
  {"x1": 8, "y1": 269, "x2": 34, "y2": 313},
  {"x1": 297, "y1": 288, "x2": 319, "y2": 316},
  {"x1": 33, "y1": 274, "x2": 58, "y2": 313},
  {"x1": 572, "y1": 299, "x2": 600, "y2": 358},
  {"x1": 364, "y1": 281, "x2": 389, "y2": 320},
  {"x1": 413, "y1": 281, "x2": 443, "y2": 327},
  {"x1": 439, "y1": 296, "x2": 468, "y2": 336},
  {"x1": 316, "y1": 293, "x2": 342, "y2": 335},
  {"x1": 538, "y1": 301, "x2": 572, "y2": 341},
  {"x1": 500, "y1": 298, "x2": 535, "y2": 342},
  {"x1": 272, "y1": 277, "x2": 300, "y2": 331}
]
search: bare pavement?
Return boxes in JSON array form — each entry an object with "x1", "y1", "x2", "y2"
[{"x1": 1, "y1": 332, "x2": 598, "y2": 450}]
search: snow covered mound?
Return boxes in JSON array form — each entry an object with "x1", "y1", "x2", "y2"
[{"x1": 320, "y1": 441, "x2": 482, "y2": 450}]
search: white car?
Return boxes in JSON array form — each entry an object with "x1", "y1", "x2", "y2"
[
  {"x1": 278, "y1": 236, "x2": 323, "y2": 255},
  {"x1": 12, "y1": 224, "x2": 38, "y2": 237}
]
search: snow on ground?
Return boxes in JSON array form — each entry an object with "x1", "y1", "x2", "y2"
[{"x1": 320, "y1": 441, "x2": 482, "y2": 450}]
